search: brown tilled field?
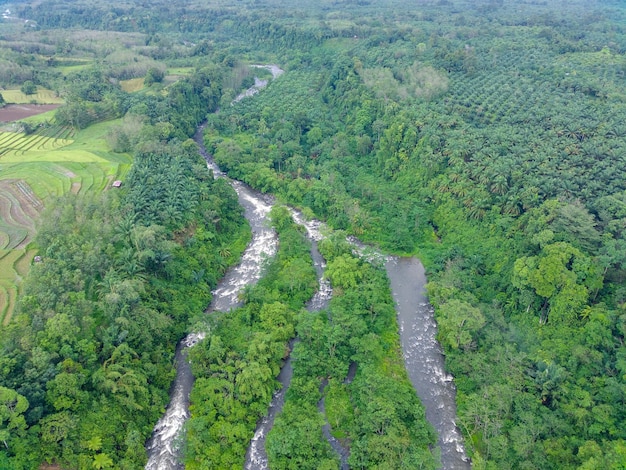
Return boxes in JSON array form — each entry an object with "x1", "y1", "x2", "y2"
[{"x1": 0, "y1": 104, "x2": 60, "y2": 122}]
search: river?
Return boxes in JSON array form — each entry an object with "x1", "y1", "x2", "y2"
[
  {"x1": 244, "y1": 208, "x2": 333, "y2": 470},
  {"x1": 386, "y1": 257, "x2": 470, "y2": 469},
  {"x1": 144, "y1": 127, "x2": 278, "y2": 470},
  {"x1": 145, "y1": 66, "x2": 469, "y2": 469}
]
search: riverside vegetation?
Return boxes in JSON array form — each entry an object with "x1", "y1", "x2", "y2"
[{"x1": 0, "y1": 0, "x2": 626, "y2": 469}]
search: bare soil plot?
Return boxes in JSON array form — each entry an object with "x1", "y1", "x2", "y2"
[{"x1": 0, "y1": 104, "x2": 60, "y2": 122}]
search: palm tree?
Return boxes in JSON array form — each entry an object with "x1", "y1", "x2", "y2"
[
  {"x1": 92, "y1": 453, "x2": 113, "y2": 469},
  {"x1": 97, "y1": 268, "x2": 121, "y2": 300},
  {"x1": 490, "y1": 175, "x2": 509, "y2": 195},
  {"x1": 502, "y1": 194, "x2": 523, "y2": 216},
  {"x1": 114, "y1": 214, "x2": 136, "y2": 247},
  {"x1": 218, "y1": 245, "x2": 231, "y2": 259}
]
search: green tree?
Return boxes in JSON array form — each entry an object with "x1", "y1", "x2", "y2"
[
  {"x1": 144, "y1": 67, "x2": 165, "y2": 86},
  {"x1": 92, "y1": 452, "x2": 113, "y2": 469},
  {"x1": 0, "y1": 387, "x2": 29, "y2": 449},
  {"x1": 20, "y1": 80, "x2": 37, "y2": 95},
  {"x1": 46, "y1": 370, "x2": 88, "y2": 412},
  {"x1": 513, "y1": 242, "x2": 603, "y2": 324},
  {"x1": 325, "y1": 254, "x2": 363, "y2": 290},
  {"x1": 437, "y1": 299, "x2": 486, "y2": 349},
  {"x1": 267, "y1": 402, "x2": 335, "y2": 470},
  {"x1": 55, "y1": 101, "x2": 91, "y2": 129},
  {"x1": 259, "y1": 302, "x2": 295, "y2": 342}
]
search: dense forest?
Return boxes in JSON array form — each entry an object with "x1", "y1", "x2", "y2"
[
  {"x1": 0, "y1": 55, "x2": 253, "y2": 468},
  {"x1": 1, "y1": 0, "x2": 626, "y2": 469}
]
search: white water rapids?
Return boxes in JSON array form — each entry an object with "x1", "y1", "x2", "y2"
[
  {"x1": 144, "y1": 133, "x2": 278, "y2": 470},
  {"x1": 386, "y1": 257, "x2": 470, "y2": 469},
  {"x1": 244, "y1": 207, "x2": 333, "y2": 470}
]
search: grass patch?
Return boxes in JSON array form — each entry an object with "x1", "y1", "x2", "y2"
[
  {"x1": 116, "y1": 162, "x2": 131, "y2": 179},
  {"x1": 55, "y1": 61, "x2": 93, "y2": 75},
  {"x1": 0, "y1": 231, "x2": 9, "y2": 250},
  {"x1": 2, "y1": 284, "x2": 17, "y2": 325},
  {"x1": 0, "y1": 284, "x2": 7, "y2": 325},
  {"x1": 20, "y1": 110, "x2": 60, "y2": 125},
  {"x1": 65, "y1": 119, "x2": 121, "y2": 151},
  {"x1": 120, "y1": 77, "x2": 145, "y2": 92},
  {"x1": 0, "y1": 249, "x2": 23, "y2": 279},
  {"x1": 321, "y1": 37, "x2": 359, "y2": 52},
  {"x1": 91, "y1": 150, "x2": 133, "y2": 164},
  {"x1": 1, "y1": 149, "x2": 108, "y2": 163},
  {"x1": 0, "y1": 131, "x2": 73, "y2": 156},
  {"x1": 76, "y1": 168, "x2": 93, "y2": 193},
  {"x1": 14, "y1": 249, "x2": 36, "y2": 277},
  {"x1": 0, "y1": 251, "x2": 26, "y2": 327},
  {"x1": 1, "y1": 162, "x2": 126, "y2": 200},
  {"x1": 14, "y1": 167, "x2": 61, "y2": 199},
  {"x1": 0, "y1": 88, "x2": 65, "y2": 104},
  {"x1": 167, "y1": 67, "x2": 195, "y2": 75},
  {"x1": 163, "y1": 67, "x2": 195, "y2": 87}
]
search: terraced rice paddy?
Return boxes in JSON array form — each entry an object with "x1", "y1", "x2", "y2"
[
  {"x1": 0, "y1": 179, "x2": 41, "y2": 249},
  {"x1": 0, "y1": 248, "x2": 35, "y2": 325},
  {"x1": 0, "y1": 127, "x2": 73, "y2": 155},
  {"x1": 0, "y1": 120, "x2": 132, "y2": 325}
]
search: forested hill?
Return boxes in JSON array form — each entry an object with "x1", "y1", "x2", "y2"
[
  {"x1": 201, "y1": 1, "x2": 626, "y2": 467},
  {"x1": 0, "y1": 0, "x2": 625, "y2": 468}
]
